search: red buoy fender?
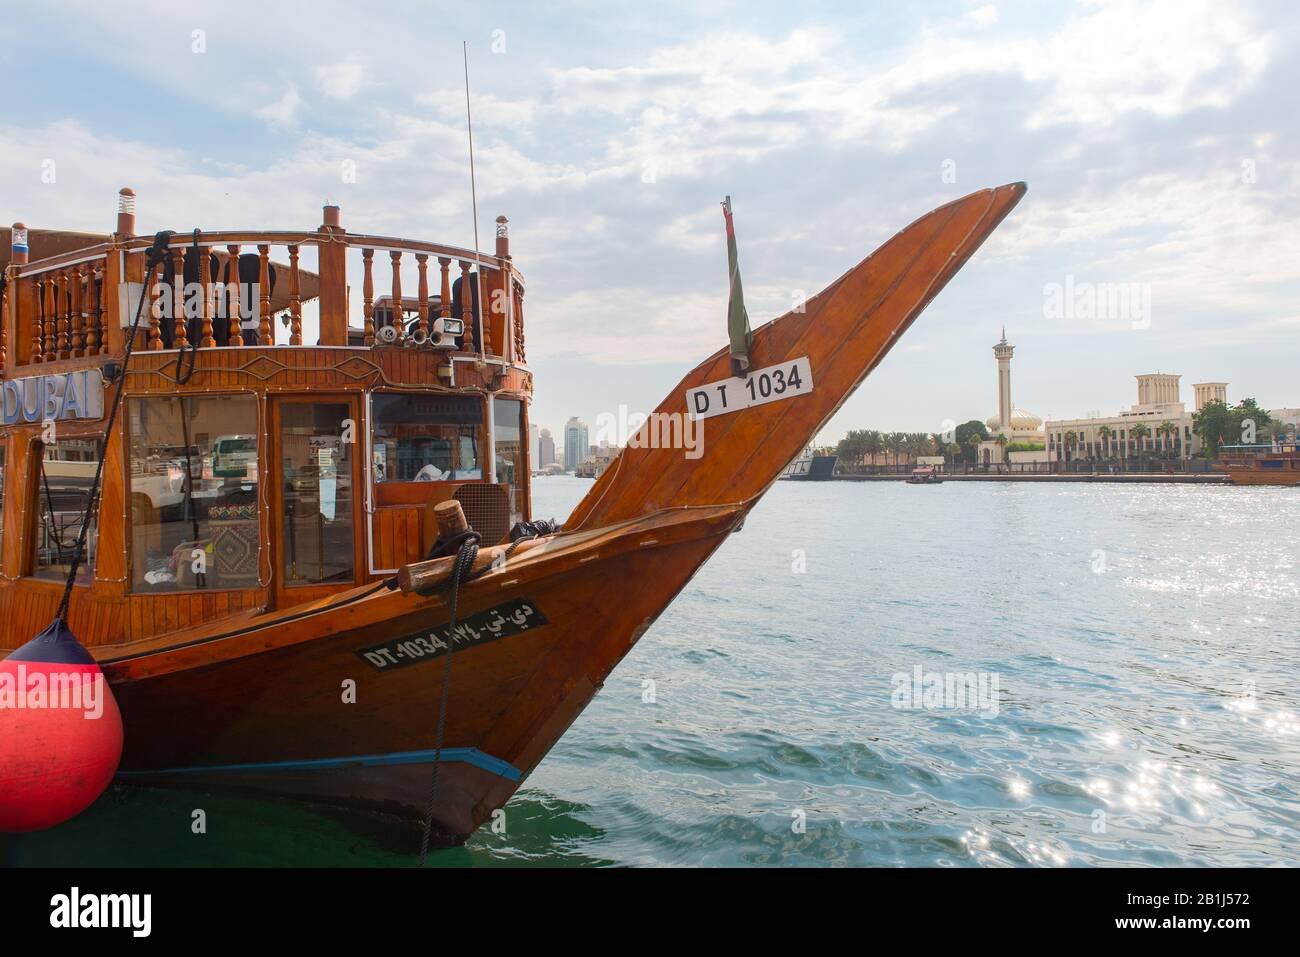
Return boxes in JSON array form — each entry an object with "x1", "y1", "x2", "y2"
[{"x1": 0, "y1": 619, "x2": 123, "y2": 832}]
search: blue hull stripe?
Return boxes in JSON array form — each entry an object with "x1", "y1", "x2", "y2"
[{"x1": 116, "y1": 747, "x2": 522, "y2": 782}]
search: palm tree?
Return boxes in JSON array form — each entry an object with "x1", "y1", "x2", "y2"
[
  {"x1": 1157, "y1": 420, "x2": 1178, "y2": 460},
  {"x1": 1130, "y1": 423, "x2": 1151, "y2": 468},
  {"x1": 1097, "y1": 424, "x2": 1112, "y2": 460},
  {"x1": 966, "y1": 431, "x2": 982, "y2": 466},
  {"x1": 994, "y1": 433, "x2": 1009, "y2": 471}
]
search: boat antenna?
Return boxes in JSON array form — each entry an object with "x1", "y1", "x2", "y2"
[
  {"x1": 55, "y1": 231, "x2": 173, "y2": 623},
  {"x1": 463, "y1": 40, "x2": 485, "y2": 361}
]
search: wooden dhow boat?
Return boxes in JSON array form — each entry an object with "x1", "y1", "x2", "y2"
[
  {"x1": 0, "y1": 183, "x2": 1025, "y2": 846},
  {"x1": 1215, "y1": 442, "x2": 1300, "y2": 486}
]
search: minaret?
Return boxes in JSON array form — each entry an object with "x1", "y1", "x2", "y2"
[{"x1": 993, "y1": 326, "x2": 1014, "y2": 433}]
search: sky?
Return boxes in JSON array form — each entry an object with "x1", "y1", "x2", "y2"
[{"x1": 2, "y1": 0, "x2": 1297, "y2": 444}]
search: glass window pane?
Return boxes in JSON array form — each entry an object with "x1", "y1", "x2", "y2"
[
  {"x1": 493, "y1": 397, "x2": 525, "y2": 527},
  {"x1": 32, "y1": 438, "x2": 101, "y2": 583},
  {"x1": 127, "y1": 395, "x2": 259, "y2": 592},
  {"x1": 371, "y1": 393, "x2": 482, "y2": 482},
  {"x1": 0, "y1": 442, "x2": 6, "y2": 543},
  {"x1": 282, "y1": 403, "x2": 354, "y2": 585}
]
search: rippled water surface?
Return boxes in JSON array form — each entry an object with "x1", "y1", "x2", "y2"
[{"x1": 7, "y1": 477, "x2": 1299, "y2": 867}]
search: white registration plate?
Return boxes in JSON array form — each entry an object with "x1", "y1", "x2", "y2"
[{"x1": 685, "y1": 356, "x2": 814, "y2": 421}]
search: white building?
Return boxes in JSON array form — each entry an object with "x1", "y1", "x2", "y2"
[{"x1": 1044, "y1": 374, "x2": 1219, "y2": 465}]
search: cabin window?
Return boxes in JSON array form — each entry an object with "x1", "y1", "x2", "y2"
[
  {"x1": 281, "y1": 402, "x2": 355, "y2": 585},
  {"x1": 31, "y1": 437, "x2": 102, "y2": 584},
  {"x1": 371, "y1": 393, "x2": 483, "y2": 482},
  {"x1": 127, "y1": 395, "x2": 260, "y2": 592},
  {"x1": 493, "y1": 397, "x2": 526, "y2": 527},
  {"x1": 0, "y1": 441, "x2": 6, "y2": 544}
]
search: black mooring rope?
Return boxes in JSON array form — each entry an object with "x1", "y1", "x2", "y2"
[
  {"x1": 56, "y1": 231, "x2": 173, "y2": 624},
  {"x1": 418, "y1": 534, "x2": 480, "y2": 863},
  {"x1": 413, "y1": 520, "x2": 562, "y2": 860}
]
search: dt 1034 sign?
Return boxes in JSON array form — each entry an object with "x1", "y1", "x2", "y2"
[
  {"x1": 355, "y1": 598, "x2": 548, "y2": 672},
  {"x1": 685, "y1": 356, "x2": 814, "y2": 421}
]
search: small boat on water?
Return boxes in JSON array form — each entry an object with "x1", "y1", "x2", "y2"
[
  {"x1": 781, "y1": 448, "x2": 837, "y2": 480},
  {"x1": 0, "y1": 182, "x2": 1025, "y2": 845},
  {"x1": 1216, "y1": 442, "x2": 1300, "y2": 486},
  {"x1": 906, "y1": 466, "x2": 944, "y2": 484}
]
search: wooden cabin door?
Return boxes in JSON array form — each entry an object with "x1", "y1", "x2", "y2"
[{"x1": 269, "y1": 395, "x2": 363, "y2": 609}]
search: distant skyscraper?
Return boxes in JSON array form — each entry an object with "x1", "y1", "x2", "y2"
[
  {"x1": 539, "y1": 428, "x2": 556, "y2": 468},
  {"x1": 564, "y1": 417, "x2": 588, "y2": 471},
  {"x1": 530, "y1": 423, "x2": 539, "y2": 467}
]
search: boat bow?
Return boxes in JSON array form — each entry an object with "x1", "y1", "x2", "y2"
[{"x1": 568, "y1": 182, "x2": 1027, "y2": 529}]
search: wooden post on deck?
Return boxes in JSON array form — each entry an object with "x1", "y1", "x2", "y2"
[
  {"x1": 171, "y1": 246, "x2": 188, "y2": 351},
  {"x1": 71, "y1": 265, "x2": 85, "y2": 357},
  {"x1": 42, "y1": 275, "x2": 57, "y2": 361},
  {"x1": 389, "y1": 252, "x2": 403, "y2": 343},
  {"x1": 257, "y1": 245, "x2": 272, "y2": 346},
  {"x1": 416, "y1": 254, "x2": 429, "y2": 338},
  {"x1": 362, "y1": 249, "x2": 375, "y2": 346},
  {"x1": 459, "y1": 259, "x2": 475, "y2": 352},
  {"x1": 4, "y1": 223, "x2": 27, "y2": 373},
  {"x1": 317, "y1": 204, "x2": 347, "y2": 345},
  {"x1": 226, "y1": 244, "x2": 243, "y2": 347},
  {"x1": 288, "y1": 244, "x2": 302, "y2": 345}
]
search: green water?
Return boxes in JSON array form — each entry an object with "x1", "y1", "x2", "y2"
[{"x1": 5, "y1": 478, "x2": 1299, "y2": 866}]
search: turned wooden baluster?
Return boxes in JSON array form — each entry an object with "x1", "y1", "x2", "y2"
[
  {"x1": 288, "y1": 244, "x2": 302, "y2": 345},
  {"x1": 0, "y1": 275, "x2": 7, "y2": 369},
  {"x1": 438, "y1": 257, "x2": 451, "y2": 324},
  {"x1": 171, "y1": 246, "x2": 188, "y2": 350},
  {"x1": 458, "y1": 260, "x2": 475, "y2": 352},
  {"x1": 197, "y1": 241, "x2": 215, "y2": 348},
  {"x1": 514, "y1": 282, "x2": 526, "y2": 361},
  {"x1": 226, "y1": 244, "x2": 243, "y2": 346},
  {"x1": 31, "y1": 278, "x2": 43, "y2": 362},
  {"x1": 362, "y1": 249, "x2": 375, "y2": 345},
  {"x1": 43, "y1": 275, "x2": 57, "y2": 360},
  {"x1": 478, "y1": 271, "x2": 493, "y2": 355},
  {"x1": 415, "y1": 254, "x2": 429, "y2": 339},
  {"x1": 257, "y1": 245, "x2": 272, "y2": 346},
  {"x1": 70, "y1": 266, "x2": 85, "y2": 357},
  {"x1": 54, "y1": 271, "x2": 70, "y2": 358},
  {"x1": 86, "y1": 263, "x2": 102, "y2": 355},
  {"x1": 389, "y1": 252, "x2": 404, "y2": 342},
  {"x1": 146, "y1": 266, "x2": 164, "y2": 350}
]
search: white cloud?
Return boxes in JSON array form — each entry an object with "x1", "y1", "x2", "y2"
[
  {"x1": 317, "y1": 59, "x2": 366, "y2": 100},
  {"x1": 966, "y1": 4, "x2": 1000, "y2": 27},
  {"x1": 255, "y1": 85, "x2": 302, "y2": 129}
]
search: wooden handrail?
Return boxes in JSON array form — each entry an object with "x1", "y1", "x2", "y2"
[{"x1": 6, "y1": 224, "x2": 526, "y2": 370}]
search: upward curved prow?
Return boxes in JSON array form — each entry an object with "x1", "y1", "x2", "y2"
[{"x1": 567, "y1": 182, "x2": 1027, "y2": 530}]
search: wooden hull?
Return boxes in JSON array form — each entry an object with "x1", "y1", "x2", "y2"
[
  {"x1": 1221, "y1": 470, "x2": 1300, "y2": 486},
  {"x1": 4, "y1": 184, "x2": 1026, "y2": 845},
  {"x1": 105, "y1": 504, "x2": 740, "y2": 844}
]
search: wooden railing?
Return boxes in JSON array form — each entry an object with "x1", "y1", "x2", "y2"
[{"x1": 2, "y1": 214, "x2": 525, "y2": 375}]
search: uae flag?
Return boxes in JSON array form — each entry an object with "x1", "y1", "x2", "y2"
[{"x1": 722, "y1": 196, "x2": 753, "y2": 377}]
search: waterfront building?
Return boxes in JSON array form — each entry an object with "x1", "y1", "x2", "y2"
[
  {"x1": 539, "y1": 428, "x2": 557, "y2": 468},
  {"x1": 564, "y1": 417, "x2": 589, "y2": 471},
  {"x1": 1044, "y1": 375, "x2": 1214, "y2": 464}
]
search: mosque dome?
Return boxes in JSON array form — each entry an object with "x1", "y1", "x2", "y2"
[{"x1": 987, "y1": 408, "x2": 1042, "y2": 432}]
